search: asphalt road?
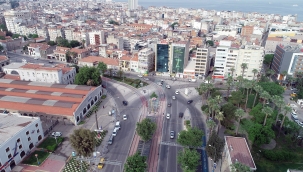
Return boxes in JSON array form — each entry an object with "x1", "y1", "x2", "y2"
[{"x1": 100, "y1": 80, "x2": 141, "y2": 172}]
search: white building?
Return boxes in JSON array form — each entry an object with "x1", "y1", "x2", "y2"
[
  {"x1": 0, "y1": 114, "x2": 44, "y2": 171},
  {"x1": 138, "y1": 48, "x2": 155, "y2": 74},
  {"x1": 4, "y1": 10, "x2": 31, "y2": 34},
  {"x1": 195, "y1": 47, "x2": 210, "y2": 78},
  {"x1": 235, "y1": 45, "x2": 264, "y2": 80},
  {"x1": 89, "y1": 31, "x2": 105, "y2": 46},
  {"x1": 3, "y1": 63, "x2": 76, "y2": 84},
  {"x1": 128, "y1": 0, "x2": 138, "y2": 10}
]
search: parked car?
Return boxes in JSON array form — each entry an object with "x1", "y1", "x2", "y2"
[
  {"x1": 179, "y1": 113, "x2": 184, "y2": 118},
  {"x1": 295, "y1": 120, "x2": 303, "y2": 127},
  {"x1": 167, "y1": 103, "x2": 171, "y2": 107},
  {"x1": 123, "y1": 114, "x2": 127, "y2": 120},
  {"x1": 172, "y1": 96, "x2": 176, "y2": 100},
  {"x1": 122, "y1": 101, "x2": 128, "y2": 106},
  {"x1": 166, "y1": 85, "x2": 171, "y2": 89},
  {"x1": 187, "y1": 100, "x2": 193, "y2": 104},
  {"x1": 175, "y1": 91, "x2": 179, "y2": 94},
  {"x1": 138, "y1": 75, "x2": 143, "y2": 78},
  {"x1": 52, "y1": 132, "x2": 62, "y2": 137},
  {"x1": 170, "y1": 131, "x2": 175, "y2": 139},
  {"x1": 291, "y1": 113, "x2": 298, "y2": 120},
  {"x1": 144, "y1": 78, "x2": 149, "y2": 80},
  {"x1": 49, "y1": 60, "x2": 53, "y2": 63},
  {"x1": 112, "y1": 128, "x2": 118, "y2": 136},
  {"x1": 166, "y1": 113, "x2": 171, "y2": 119},
  {"x1": 98, "y1": 158, "x2": 105, "y2": 169}
]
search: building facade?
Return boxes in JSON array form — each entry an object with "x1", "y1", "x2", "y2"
[
  {"x1": 195, "y1": 47, "x2": 210, "y2": 78},
  {"x1": 170, "y1": 42, "x2": 189, "y2": 78},
  {"x1": 128, "y1": 0, "x2": 138, "y2": 10},
  {"x1": 138, "y1": 48, "x2": 155, "y2": 74},
  {"x1": 0, "y1": 114, "x2": 44, "y2": 172},
  {"x1": 155, "y1": 43, "x2": 170, "y2": 75},
  {"x1": 4, "y1": 10, "x2": 31, "y2": 34},
  {"x1": 89, "y1": 31, "x2": 105, "y2": 46}
]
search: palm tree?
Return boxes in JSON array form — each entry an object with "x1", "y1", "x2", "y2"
[
  {"x1": 214, "y1": 95, "x2": 223, "y2": 105},
  {"x1": 198, "y1": 83, "x2": 209, "y2": 99},
  {"x1": 280, "y1": 71, "x2": 288, "y2": 85},
  {"x1": 266, "y1": 69, "x2": 275, "y2": 80},
  {"x1": 252, "y1": 69, "x2": 258, "y2": 80},
  {"x1": 215, "y1": 111, "x2": 224, "y2": 134},
  {"x1": 207, "y1": 98, "x2": 217, "y2": 118},
  {"x1": 81, "y1": 39, "x2": 86, "y2": 48},
  {"x1": 206, "y1": 83, "x2": 214, "y2": 98},
  {"x1": 235, "y1": 108, "x2": 245, "y2": 135},
  {"x1": 252, "y1": 85, "x2": 263, "y2": 107},
  {"x1": 206, "y1": 75, "x2": 212, "y2": 84},
  {"x1": 117, "y1": 70, "x2": 124, "y2": 78},
  {"x1": 226, "y1": 76, "x2": 233, "y2": 100},
  {"x1": 260, "y1": 91, "x2": 271, "y2": 107},
  {"x1": 243, "y1": 80, "x2": 252, "y2": 110},
  {"x1": 241, "y1": 63, "x2": 248, "y2": 78},
  {"x1": 206, "y1": 120, "x2": 216, "y2": 135},
  {"x1": 279, "y1": 106, "x2": 292, "y2": 136},
  {"x1": 262, "y1": 106, "x2": 273, "y2": 126},
  {"x1": 92, "y1": 105, "x2": 99, "y2": 130},
  {"x1": 274, "y1": 99, "x2": 285, "y2": 126}
]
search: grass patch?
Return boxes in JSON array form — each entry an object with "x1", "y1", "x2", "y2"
[
  {"x1": 185, "y1": 120, "x2": 191, "y2": 129},
  {"x1": 63, "y1": 157, "x2": 89, "y2": 172},
  {"x1": 78, "y1": 120, "x2": 85, "y2": 125},
  {"x1": 93, "y1": 130, "x2": 108, "y2": 146},
  {"x1": 104, "y1": 75, "x2": 148, "y2": 88},
  {"x1": 37, "y1": 137, "x2": 64, "y2": 152},
  {"x1": 101, "y1": 95, "x2": 107, "y2": 99},
  {"x1": 22, "y1": 150, "x2": 49, "y2": 166}
]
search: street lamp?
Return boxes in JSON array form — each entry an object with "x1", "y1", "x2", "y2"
[
  {"x1": 35, "y1": 154, "x2": 40, "y2": 165},
  {"x1": 209, "y1": 144, "x2": 217, "y2": 172}
]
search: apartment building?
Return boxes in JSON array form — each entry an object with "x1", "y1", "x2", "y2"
[
  {"x1": 64, "y1": 28, "x2": 74, "y2": 41},
  {"x1": 272, "y1": 45, "x2": 303, "y2": 80},
  {"x1": 4, "y1": 10, "x2": 31, "y2": 34},
  {"x1": 155, "y1": 42, "x2": 170, "y2": 76},
  {"x1": 128, "y1": 0, "x2": 138, "y2": 10},
  {"x1": 130, "y1": 54, "x2": 139, "y2": 72},
  {"x1": 106, "y1": 34, "x2": 124, "y2": 50},
  {"x1": 36, "y1": 27, "x2": 49, "y2": 40},
  {"x1": 235, "y1": 45, "x2": 264, "y2": 80},
  {"x1": 3, "y1": 63, "x2": 76, "y2": 84},
  {"x1": 89, "y1": 31, "x2": 105, "y2": 45},
  {"x1": 195, "y1": 47, "x2": 210, "y2": 78},
  {"x1": 170, "y1": 42, "x2": 189, "y2": 77},
  {"x1": 48, "y1": 26, "x2": 64, "y2": 42},
  {"x1": 53, "y1": 46, "x2": 70, "y2": 62},
  {"x1": 0, "y1": 37, "x2": 23, "y2": 51},
  {"x1": 138, "y1": 48, "x2": 155, "y2": 74},
  {"x1": 27, "y1": 43, "x2": 55, "y2": 59},
  {"x1": 0, "y1": 114, "x2": 44, "y2": 172}
]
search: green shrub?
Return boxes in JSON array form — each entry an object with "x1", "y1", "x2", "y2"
[
  {"x1": 201, "y1": 105, "x2": 209, "y2": 111},
  {"x1": 263, "y1": 150, "x2": 297, "y2": 162},
  {"x1": 247, "y1": 94, "x2": 255, "y2": 108},
  {"x1": 101, "y1": 95, "x2": 106, "y2": 99}
]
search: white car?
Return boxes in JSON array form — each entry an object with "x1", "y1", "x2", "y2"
[
  {"x1": 172, "y1": 96, "x2": 176, "y2": 100},
  {"x1": 144, "y1": 78, "x2": 149, "y2": 80},
  {"x1": 138, "y1": 75, "x2": 143, "y2": 78},
  {"x1": 175, "y1": 91, "x2": 179, "y2": 94},
  {"x1": 295, "y1": 120, "x2": 303, "y2": 127},
  {"x1": 170, "y1": 131, "x2": 175, "y2": 139},
  {"x1": 292, "y1": 113, "x2": 298, "y2": 120},
  {"x1": 112, "y1": 128, "x2": 118, "y2": 136},
  {"x1": 158, "y1": 82, "x2": 163, "y2": 86},
  {"x1": 166, "y1": 113, "x2": 171, "y2": 119},
  {"x1": 123, "y1": 114, "x2": 127, "y2": 120},
  {"x1": 166, "y1": 85, "x2": 170, "y2": 89},
  {"x1": 34, "y1": 57, "x2": 38, "y2": 60},
  {"x1": 52, "y1": 132, "x2": 62, "y2": 137}
]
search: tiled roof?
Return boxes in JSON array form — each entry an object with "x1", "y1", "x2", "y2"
[
  {"x1": 0, "y1": 79, "x2": 95, "y2": 116},
  {"x1": 225, "y1": 136, "x2": 256, "y2": 169},
  {"x1": 0, "y1": 55, "x2": 8, "y2": 61},
  {"x1": 79, "y1": 56, "x2": 119, "y2": 66}
]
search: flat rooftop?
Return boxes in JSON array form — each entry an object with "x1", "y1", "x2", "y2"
[
  {"x1": 0, "y1": 79, "x2": 96, "y2": 116},
  {"x1": 0, "y1": 114, "x2": 39, "y2": 145}
]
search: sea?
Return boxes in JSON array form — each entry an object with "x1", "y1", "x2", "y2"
[{"x1": 116, "y1": 0, "x2": 303, "y2": 22}]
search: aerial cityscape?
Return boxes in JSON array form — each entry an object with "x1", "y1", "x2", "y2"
[{"x1": 0, "y1": 0, "x2": 303, "y2": 172}]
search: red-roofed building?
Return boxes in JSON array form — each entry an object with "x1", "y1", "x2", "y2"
[{"x1": 223, "y1": 136, "x2": 257, "y2": 171}]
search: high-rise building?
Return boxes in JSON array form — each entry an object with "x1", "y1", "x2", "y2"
[
  {"x1": 89, "y1": 31, "x2": 105, "y2": 46},
  {"x1": 272, "y1": 44, "x2": 303, "y2": 80},
  {"x1": 128, "y1": 0, "x2": 138, "y2": 10},
  {"x1": 195, "y1": 47, "x2": 210, "y2": 78},
  {"x1": 170, "y1": 42, "x2": 189, "y2": 77},
  {"x1": 155, "y1": 42, "x2": 170, "y2": 75},
  {"x1": 138, "y1": 48, "x2": 155, "y2": 74}
]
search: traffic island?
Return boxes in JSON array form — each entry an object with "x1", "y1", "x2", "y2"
[{"x1": 103, "y1": 75, "x2": 148, "y2": 88}]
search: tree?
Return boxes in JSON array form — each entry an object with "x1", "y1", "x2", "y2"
[
  {"x1": 252, "y1": 68, "x2": 258, "y2": 80},
  {"x1": 109, "y1": 20, "x2": 119, "y2": 25},
  {"x1": 47, "y1": 41, "x2": 56, "y2": 46},
  {"x1": 206, "y1": 132, "x2": 224, "y2": 162},
  {"x1": 150, "y1": 92, "x2": 158, "y2": 99},
  {"x1": 206, "y1": 120, "x2": 216, "y2": 135},
  {"x1": 243, "y1": 80, "x2": 252, "y2": 110},
  {"x1": 75, "y1": 66, "x2": 101, "y2": 86},
  {"x1": 69, "y1": 128, "x2": 95, "y2": 157},
  {"x1": 0, "y1": 36, "x2": 5, "y2": 40},
  {"x1": 263, "y1": 54, "x2": 274, "y2": 65},
  {"x1": 11, "y1": 34, "x2": 20, "y2": 39},
  {"x1": 215, "y1": 111, "x2": 224, "y2": 134},
  {"x1": 262, "y1": 106, "x2": 273, "y2": 126},
  {"x1": 56, "y1": 37, "x2": 71, "y2": 47},
  {"x1": 206, "y1": 40, "x2": 214, "y2": 46},
  {"x1": 260, "y1": 91, "x2": 271, "y2": 107},
  {"x1": 241, "y1": 63, "x2": 248, "y2": 78},
  {"x1": 70, "y1": 40, "x2": 81, "y2": 48},
  {"x1": 230, "y1": 67, "x2": 235, "y2": 78},
  {"x1": 177, "y1": 127, "x2": 204, "y2": 147},
  {"x1": 229, "y1": 91, "x2": 244, "y2": 107},
  {"x1": 65, "y1": 51, "x2": 72, "y2": 63},
  {"x1": 6, "y1": 31, "x2": 13, "y2": 37},
  {"x1": 279, "y1": 106, "x2": 292, "y2": 136},
  {"x1": 136, "y1": 118, "x2": 156, "y2": 141},
  {"x1": 235, "y1": 109, "x2": 245, "y2": 135},
  {"x1": 252, "y1": 85, "x2": 263, "y2": 107},
  {"x1": 221, "y1": 103, "x2": 237, "y2": 129},
  {"x1": 226, "y1": 76, "x2": 233, "y2": 100},
  {"x1": 124, "y1": 152, "x2": 147, "y2": 172},
  {"x1": 230, "y1": 162, "x2": 251, "y2": 172},
  {"x1": 97, "y1": 62, "x2": 107, "y2": 75},
  {"x1": 266, "y1": 69, "x2": 275, "y2": 80},
  {"x1": 245, "y1": 120, "x2": 275, "y2": 145},
  {"x1": 28, "y1": 34, "x2": 38, "y2": 38},
  {"x1": 117, "y1": 70, "x2": 124, "y2": 78},
  {"x1": 81, "y1": 39, "x2": 86, "y2": 48},
  {"x1": 207, "y1": 98, "x2": 218, "y2": 118},
  {"x1": 177, "y1": 148, "x2": 200, "y2": 172},
  {"x1": 0, "y1": 24, "x2": 8, "y2": 31}
]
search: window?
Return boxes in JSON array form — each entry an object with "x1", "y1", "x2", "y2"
[
  {"x1": 28, "y1": 137, "x2": 31, "y2": 141},
  {"x1": 8, "y1": 154, "x2": 12, "y2": 159},
  {"x1": 17, "y1": 138, "x2": 20, "y2": 143},
  {"x1": 26, "y1": 131, "x2": 29, "y2": 135},
  {"x1": 19, "y1": 144, "x2": 22, "y2": 149},
  {"x1": 37, "y1": 129, "x2": 40, "y2": 133},
  {"x1": 6, "y1": 147, "x2": 10, "y2": 152},
  {"x1": 35, "y1": 123, "x2": 38, "y2": 127}
]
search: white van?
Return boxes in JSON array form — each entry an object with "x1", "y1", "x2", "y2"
[
  {"x1": 189, "y1": 79, "x2": 196, "y2": 82},
  {"x1": 115, "y1": 121, "x2": 121, "y2": 130}
]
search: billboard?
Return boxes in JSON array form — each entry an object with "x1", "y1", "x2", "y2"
[{"x1": 172, "y1": 46, "x2": 185, "y2": 73}]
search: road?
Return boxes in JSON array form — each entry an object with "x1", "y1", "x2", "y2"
[{"x1": 100, "y1": 80, "x2": 142, "y2": 172}]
